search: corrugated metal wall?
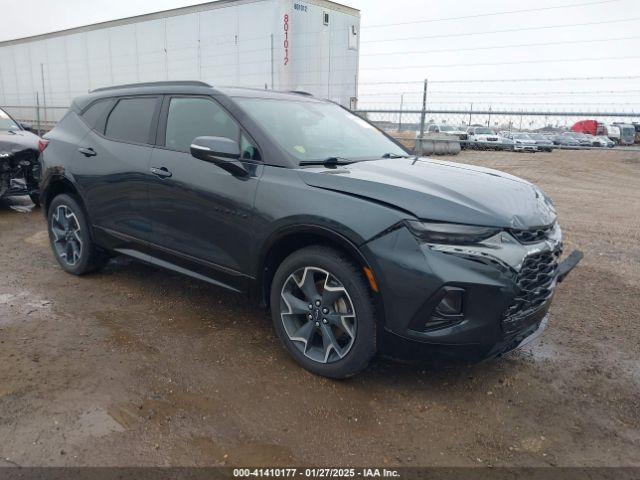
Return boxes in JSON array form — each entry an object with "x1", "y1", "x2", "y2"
[{"x1": 0, "y1": 0, "x2": 359, "y2": 125}]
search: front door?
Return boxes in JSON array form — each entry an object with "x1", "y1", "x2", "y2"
[{"x1": 147, "y1": 95, "x2": 263, "y2": 286}]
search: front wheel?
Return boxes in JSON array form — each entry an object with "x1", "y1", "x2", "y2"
[{"x1": 270, "y1": 246, "x2": 377, "y2": 379}]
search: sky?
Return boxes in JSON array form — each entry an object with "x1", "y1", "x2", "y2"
[{"x1": 1, "y1": 0, "x2": 640, "y2": 116}]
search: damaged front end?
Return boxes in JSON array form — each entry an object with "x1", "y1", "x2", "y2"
[
  {"x1": 0, "y1": 107, "x2": 43, "y2": 203},
  {"x1": 0, "y1": 139, "x2": 42, "y2": 203}
]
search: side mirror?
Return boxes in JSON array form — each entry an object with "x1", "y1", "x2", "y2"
[
  {"x1": 190, "y1": 136, "x2": 248, "y2": 177},
  {"x1": 20, "y1": 123, "x2": 33, "y2": 132}
]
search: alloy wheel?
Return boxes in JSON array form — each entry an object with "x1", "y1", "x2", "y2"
[
  {"x1": 280, "y1": 266, "x2": 357, "y2": 364},
  {"x1": 51, "y1": 205, "x2": 83, "y2": 266}
]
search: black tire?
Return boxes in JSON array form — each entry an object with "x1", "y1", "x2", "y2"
[
  {"x1": 270, "y1": 245, "x2": 376, "y2": 379},
  {"x1": 47, "y1": 193, "x2": 108, "y2": 275}
]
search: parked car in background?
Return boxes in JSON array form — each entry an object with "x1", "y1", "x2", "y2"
[
  {"x1": 551, "y1": 134, "x2": 580, "y2": 148},
  {"x1": 499, "y1": 136, "x2": 515, "y2": 151},
  {"x1": 593, "y1": 135, "x2": 614, "y2": 148},
  {"x1": 528, "y1": 133, "x2": 554, "y2": 152},
  {"x1": 467, "y1": 126, "x2": 506, "y2": 150},
  {"x1": 0, "y1": 107, "x2": 43, "y2": 205},
  {"x1": 502, "y1": 132, "x2": 538, "y2": 152},
  {"x1": 563, "y1": 132, "x2": 591, "y2": 147},
  {"x1": 569, "y1": 132, "x2": 595, "y2": 147},
  {"x1": 426, "y1": 124, "x2": 465, "y2": 137},
  {"x1": 426, "y1": 124, "x2": 469, "y2": 148},
  {"x1": 39, "y1": 81, "x2": 582, "y2": 378}
]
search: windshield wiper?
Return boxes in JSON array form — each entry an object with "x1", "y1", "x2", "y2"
[
  {"x1": 381, "y1": 152, "x2": 408, "y2": 158},
  {"x1": 299, "y1": 157, "x2": 353, "y2": 167}
]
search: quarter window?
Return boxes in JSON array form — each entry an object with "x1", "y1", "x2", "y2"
[
  {"x1": 81, "y1": 99, "x2": 115, "y2": 133},
  {"x1": 165, "y1": 97, "x2": 240, "y2": 153},
  {"x1": 105, "y1": 97, "x2": 157, "y2": 144},
  {"x1": 240, "y1": 133, "x2": 261, "y2": 161}
]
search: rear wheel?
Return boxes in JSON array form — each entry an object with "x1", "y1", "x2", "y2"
[
  {"x1": 270, "y1": 246, "x2": 376, "y2": 378},
  {"x1": 47, "y1": 194, "x2": 108, "y2": 275}
]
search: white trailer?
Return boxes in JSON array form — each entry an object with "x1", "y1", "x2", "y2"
[{"x1": 0, "y1": 0, "x2": 360, "y2": 126}]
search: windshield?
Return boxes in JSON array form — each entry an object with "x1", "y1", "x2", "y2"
[
  {"x1": 234, "y1": 98, "x2": 407, "y2": 162},
  {"x1": 439, "y1": 125, "x2": 454, "y2": 131},
  {"x1": 512, "y1": 133, "x2": 531, "y2": 139},
  {"x1": 474, "y1": 127, "x2": 493, "y2": 134},
  {"x1": 0, "y1": 109, "x2": 20, "y2": 131}
]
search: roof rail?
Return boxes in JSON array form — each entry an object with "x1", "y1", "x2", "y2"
[
  {"x1": 90, "y1": 80, "x2": 211, "y2": 93},
  {"x1": 289, "y1": 90, "x2": 314, "y2": 97}
]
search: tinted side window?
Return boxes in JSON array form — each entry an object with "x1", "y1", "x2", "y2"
[
  {"x1": 165, "y1": 97, "x2": 240, "y2": 153},
  {"x1": 81, "y1": 99, "x2": 115, "y2": 133},
  {"x1": 105, "y1": 97, "x2": 157, "y2": 144}
]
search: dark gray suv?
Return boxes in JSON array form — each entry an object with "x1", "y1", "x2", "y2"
[{"x1": 39, "y1": 81, "x2": 581, "y2": 378}]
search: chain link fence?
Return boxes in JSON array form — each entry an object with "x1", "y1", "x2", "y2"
[
  {"x1": 355, "y1": 108, "x2": 640, "y2": 153},
  {"x1": 4, "y1": 100, "x2": 639, "y2": 144}
]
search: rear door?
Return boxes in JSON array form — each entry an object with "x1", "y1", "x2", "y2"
[
  {"x1": 147, "y1": 95, "x2": 263, "y2": 285},
  {"x1": 75, "y1": 96, "x2": 161, "y2": 242}
]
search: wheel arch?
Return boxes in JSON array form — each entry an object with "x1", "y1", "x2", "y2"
[
  {"x1": 41, "y1": 175, "x2": 85, "y2": 216},
  {"x1": 256, "y1": 224, "x2": 382, "y2": 313}
]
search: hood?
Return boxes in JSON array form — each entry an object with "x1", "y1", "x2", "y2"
[
  {"x1": 0, "y1": 130, "x2": 40, "y2": 153},
  {"x1": 298, "y1": 157, "x2": 556, "y2": 229}
]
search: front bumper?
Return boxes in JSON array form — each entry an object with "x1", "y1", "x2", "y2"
[
  {"x1": 514, "y1": 144, "x2": 538, "y2": 152},
  {"x1": 363, "y1": 225, "x2": 582, "y2": 364},
  {"x1": 473, "y1": 140, "x2": 504, "y2": 150}
]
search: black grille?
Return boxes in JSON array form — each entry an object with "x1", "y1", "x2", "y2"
[
  {"x1": 510, "y1": 224, "x2": 554, "y2": 244},
  {"x1": 502, "y1": 248, "x2": 561, "y2": 334}
]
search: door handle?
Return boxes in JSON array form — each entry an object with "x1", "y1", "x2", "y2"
[
  {"x1": 78, "y1": 147, "x2": 97, "y2": 157},
  {"x1": 150, "y1": 166, "x2": 172, "y2": 179}
]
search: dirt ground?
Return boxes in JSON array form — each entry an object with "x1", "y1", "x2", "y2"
[{"x1": 0, "y1": 148, "x2": 638, "y2": 468}]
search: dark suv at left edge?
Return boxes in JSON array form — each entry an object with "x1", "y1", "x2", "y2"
[{"x1": 39, "y1": 81, "x2": 582, "y2": 378}]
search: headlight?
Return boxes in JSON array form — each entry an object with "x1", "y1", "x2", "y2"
[{"x1": 406, "y1": 221, "x2": 500, "y2": 245}]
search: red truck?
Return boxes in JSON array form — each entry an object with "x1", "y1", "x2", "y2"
[{"x1": 571, "y1": 120, "x2": 606, "y2": 136}]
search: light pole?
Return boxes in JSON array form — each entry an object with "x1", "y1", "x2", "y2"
[{"x1": 418, "y1": 78, "x2": 428, "y2": 154}]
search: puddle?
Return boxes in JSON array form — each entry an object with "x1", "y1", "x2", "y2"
[
  {"x1": 76, "y1": 408, "x2": 125, "y2": 437},
  {"x1": 521, "y1": 339, "x2": 561, "y2": 361},
  {"x1": 108, "y1": 398, "x2": 179, "y2": 429},
  {"x1": 94, "y1": 311, "x2": 160, "y2": 354},
  {"x1": 0, "y1": 291, "x2": 53, "y2": 324}
]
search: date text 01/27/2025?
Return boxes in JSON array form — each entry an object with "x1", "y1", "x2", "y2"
[{"x1": 233, "y1": 468, "x2": 401, "y2": 478}]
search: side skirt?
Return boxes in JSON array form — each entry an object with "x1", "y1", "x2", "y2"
[{"x1": 93, "y1": 225, "x2": 253, "y2": 294}]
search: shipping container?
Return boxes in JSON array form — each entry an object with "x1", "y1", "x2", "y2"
[{"x1": 0, "y1": 0, "x2": 360, "y2": 126}]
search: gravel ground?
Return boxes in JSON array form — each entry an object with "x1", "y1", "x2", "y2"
[{"x1": 0, "y1": 148, "x2": 638, "y2": 468}]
